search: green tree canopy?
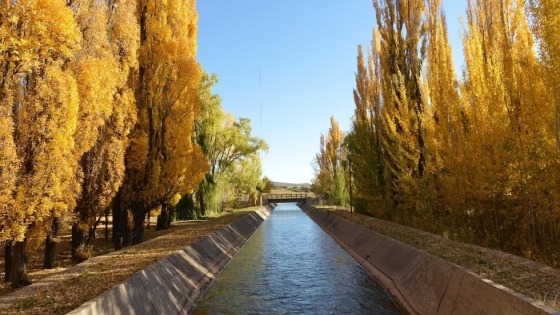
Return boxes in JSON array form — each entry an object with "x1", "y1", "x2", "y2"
[{"x1": 194, "y1": 72, "x2": 268, "y2": 214}]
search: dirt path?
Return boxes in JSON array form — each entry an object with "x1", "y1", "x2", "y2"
[{"x1": 0, "y1": 210, "x2": 254, "y2": 315}]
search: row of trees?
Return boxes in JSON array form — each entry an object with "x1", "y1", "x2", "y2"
[
  {"x1": 0, "y1": 0, "x2": 267, "y2": 288},
  {"x1": 314, "y1": 0, "x2": 560, "y2": 266},
  {"x1": 1, "y1": 0, "x2": 143, "y2": 288}
]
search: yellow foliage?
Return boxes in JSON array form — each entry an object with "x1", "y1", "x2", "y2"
[
  {"x1": 121, "y1": 0, "x2": 206, "y2": 236},
  {"x1": 170, "y1": 193, "x2": 182, "y2": 207},
  {"x1": 150, "y1": 205, "x2": 162, "y2": 217},
  {"x1": 343, "y1": 0, "x2": 560, "y2": 264},
  {"x1": 71, "y1": 0, "x2": 138, "y2": 245},
  {"x1": 0, "y1": 0, "x2": 205, "y2": 258},
  {"x1": 0, "y1": 0, "x2": 83, "y2": 245}
]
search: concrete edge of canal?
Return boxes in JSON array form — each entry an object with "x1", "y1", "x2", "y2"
[
  {"x1": 301, "y1": 204, "x2": 560, "y2": 315},
  {"x1": 66, "y1": 204, "x2": 276, "y2": 315}
]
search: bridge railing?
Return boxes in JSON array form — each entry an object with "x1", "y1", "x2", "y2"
[
  {"x1": 262, "y1": 193, "x2": 308, "y2": 200},
  {"x1": 232, "y1": 194, "x2": 308, "y2": 202}
]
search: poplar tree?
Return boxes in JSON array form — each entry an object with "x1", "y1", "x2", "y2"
[
  {"x1": 460, "y1": 0, "x2": 538, "y2": 250},
  {"x1": 119, "y1": 0, "x2": 207, "y2": 245},
  {"x1": 374, "y1": 0, "x2": 426, "y2": 222},
  {"x1": 346, "y1": 37, "x2": 385, "y2": 216},
  {"x1": 529, "y1": 0, "x2": 560, "y2": 151},
  {"x1": 312, "y1": 134, "x2": 331, "y2": 200},
  {"x1": 312, "y1": 117, "x2": 348, "y2": 206},
  {"x1": 0, "y1": 0, "x2": 81, "y2": 287},
  {"x1": 528, "y1": 0, "x2": 560, "y2": 259},
  {"x1": 69, "y1": 0, "x2": 138, "y2": 262},
  {"x1": 327, "y1": 117, "x2": 348, "y2": 206},
  {"x1": 339, "y1": 0, "x2": 560, "y2": 265},
  {"x1": 421, "y1": 0, "x2": 464, "y2": 232}
]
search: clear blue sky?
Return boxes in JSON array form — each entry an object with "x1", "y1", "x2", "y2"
[{"x1": 197, "y1": 0, "x2": 467, "y2": 184}]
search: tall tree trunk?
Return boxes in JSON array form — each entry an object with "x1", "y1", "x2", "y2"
[
  {"x1": 167, "y1": 206, "x2": 174, "y2": 227},
  {"x1": 156, "y1": 203, "x2": 169, "y2": 230},
  {"x1": 87, "y1": 215, "x2": 102, "y2": 244},
  {"x1": 44, "y1": 236, "x2": 56, "y2": 269},
  {"x1": 44, "y1": 219, "x2": 59, "y2": 269},
  {"x1": 131, "y1": 208, "x2": 146, "y2": 245},
  {"x1": 121, "y1": 214, "x2": 132, "y2": 247},
  {"x1": 11, "y1": 241, "x2": 30, "y2": 288},
  {"x1": 554, "y1": 215, "x2": 559, "y2": 252},
  {"x1": 88, "y1": 226, "x2": 95, "y2": 242},
  {"x1": 113, "y1": 190, "x2": 132, "y2": 248},
  {"x1": 112, "y1": 191, "x2": 123, "y2": 250},
  {"x1": 71, "y1": 224, "x2": 86, "y2": 261},
  {"x1": 198, "y1": 189, "x2": 206, "y2": 217},
  {"x1": 156, "y1": 212, "x2": 163, "y2": 230},
  {"x1": 104, "y1": 209, "x2": 109, "y2": 242},
  {"x1": 493, "y1": 199, "x2": 501, "y2": 248},
  {"x1": 4, "y1": 242, "x2": 12, "y2": 283},
  {"x1": 530, "y1": 201, "x2": 538, "y2": 258}
]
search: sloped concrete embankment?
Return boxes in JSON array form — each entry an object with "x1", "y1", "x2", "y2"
[
  {"x1": 67, "y1": 205, "x2": 275, "y2": 315},
  {"x1": 302, "y1": 205, "x2": 560, "y2": 315}
]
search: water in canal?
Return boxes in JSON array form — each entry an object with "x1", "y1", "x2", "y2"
[{"x1": 192, "y1": 203, "x2": 403, "y2": 315}]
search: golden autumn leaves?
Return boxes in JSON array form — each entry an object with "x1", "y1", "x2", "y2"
[
  {"x1": 120, "y1": 0, "x2": 207, "y2": 240},
  {"x1": 1, "y1": 0, "x2": 82, "y2": 246},
  {"x1": 315, "y1": 0, "x2": 560, "y2": 265},
  {"x1": 0, "y1": 0, "x2": 213, "y2": 287},
  {"x1": 1, "y1": 0, "x2": 90, "y2": 285}
]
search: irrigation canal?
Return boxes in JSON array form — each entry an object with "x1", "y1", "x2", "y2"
[{"x1": 192, "y1": 203, "x2": 403, "y2": 314}]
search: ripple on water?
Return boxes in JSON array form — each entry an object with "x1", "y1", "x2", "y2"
[{"x1": 192, "y1": 203, "x2": 403, "y2": 315}]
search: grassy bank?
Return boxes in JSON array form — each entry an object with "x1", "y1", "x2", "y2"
[
  {"x1": 315, "y1": 206, "x2": 560, "y2": 311},
  {"x1": 0, "y1": 209, "x2": 255, "y2": 315}
]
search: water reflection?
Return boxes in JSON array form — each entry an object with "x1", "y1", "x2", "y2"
[{"x1": 192, "y1": 203, "x2": 402, "y2": 315}]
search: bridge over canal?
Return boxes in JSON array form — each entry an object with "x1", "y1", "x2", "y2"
[{"x1": 262, "y1": 193, "x2": 309, "y2": 204}]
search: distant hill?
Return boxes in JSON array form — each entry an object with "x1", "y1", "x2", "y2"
[{"x1": 272, "y1": 182, "x2": 311, "y2": 188}]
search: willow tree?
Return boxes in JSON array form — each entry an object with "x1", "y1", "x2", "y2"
[
  {"x1": 118, "y1": 0, "x2": 206, "y2": 245},
  {"x1": 193, "y1": 73, "x2": 226, "y2": 215},
  {"x1": 225, "y1": 153, "x2": 265, "y2": 207},
  {"x1": 69, "y1": 0, "x2": 138, "y2": 262},
  {"x1": 193, "y1": 72, "x2": 267, "y2": 215},
  {"x1": 0, "y1": 0, "x2": 81, "y2": 287}
]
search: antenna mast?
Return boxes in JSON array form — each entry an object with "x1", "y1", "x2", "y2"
[{"x1": 259, "y1": 67, "x2": 262, "y2": 128}]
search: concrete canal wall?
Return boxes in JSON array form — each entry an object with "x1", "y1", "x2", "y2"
[
  {"x1": 303, "y1": 205, "x2": 560, "y2": 315},
  {"x1": 67, "y1": 205, "x2": 274, "y2": 315}
]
